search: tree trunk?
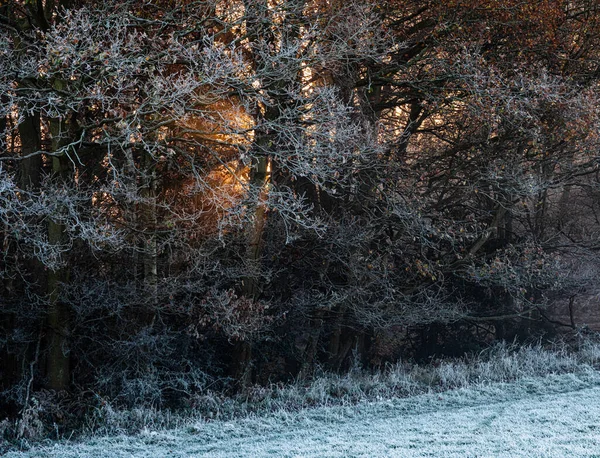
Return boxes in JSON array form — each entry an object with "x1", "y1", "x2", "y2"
[
  {"x1": 298, "y1": 309, "x2": 324, "y2": 379},
  {"x1": 46, "y1": 156, "x2": 70, "y2": 391},
  {"x1": 141, "y1": 153, "x2": 158, "y2": 306},
  {"x1": 231, "y1": 154, "x2": 270, "y2": 387},
  {"x1": 17, "y1": 112, "x2": 43, "y2": 191},
  {"x1": 243, "y1": 154, "x2": 269, "y2": 299},
  {"x1": 230, "y1": 340, "x2": 253, "y2": 387},
  {"x1": 46, "y1": 253, "x2": 70, "y2": 391},
  {"x1": 328, "y1": 307, "x2": 351, "y2": 371},
  {"x1": 45, "y1": 81, "x2": 72, "y2": 391}
]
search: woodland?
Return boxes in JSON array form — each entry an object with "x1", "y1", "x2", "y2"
[{"x1": 1, "y1": 0, "x2": 600, "y2": 440}]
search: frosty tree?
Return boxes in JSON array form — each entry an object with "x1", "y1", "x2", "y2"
[{"x1": 1, "y1": 0, "x2": 600, "y2": 438}]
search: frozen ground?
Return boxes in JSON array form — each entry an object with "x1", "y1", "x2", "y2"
[{"x1": 6, "y1": 371, "x2": 600, "y2": 457}]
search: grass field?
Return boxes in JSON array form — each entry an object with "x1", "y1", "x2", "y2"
[{"x1": 5, "y1": 369, "x2": 600, "y2": 457}]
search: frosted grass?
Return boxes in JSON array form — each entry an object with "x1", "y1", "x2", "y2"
[{"x1": 6, "y1": 370, "x2": 600, "y2": 457}]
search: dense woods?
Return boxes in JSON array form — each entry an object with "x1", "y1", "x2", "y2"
[{"x1": 2, "y1": 0, "x2": 600, "y2": 438}]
